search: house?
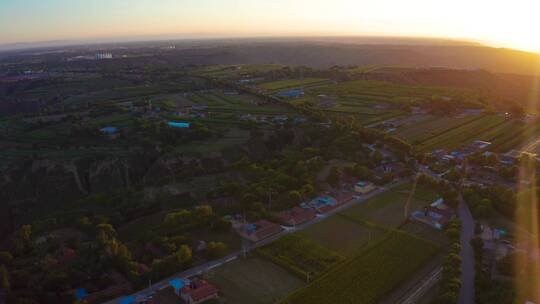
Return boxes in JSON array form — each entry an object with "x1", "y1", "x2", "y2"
[
  {"x1": 354, "y1": 181, "x2": 376, "y2": 194},
  {"x1": 273, "y1": 114, "x2": 289, "y2": 123},
  {"x1": 472, "y1": 140, "x2": 492, "y2": 150},
  {"x1": 376, "y1": 162, "x2": 408, "y2": 177},
  {"x1": 411, "y1": 198, "x2": 455, "y2": 230},
  {"x1": 306, "y1": 196, "x2": 338, "y2": 213},
  {"x1": 277, "y1": 207, "x2": 316, "y2": 226},
  {"x1": 238, "y1": 220, "x2": 283, "y2": 242},
  {"x1": 191, "y1": 105, "x2": 208, "y2": 111},
  {"x1": 334, "y1": 192, "x2": 354, "y2": 204},
  {"x1": 180, "y1": 280, "x2": 219, "y2": 304},
  {"x1": 100, "y1": 126, "x2": 118, "y2": 134},
  {"x1": 56, "y1": 246, "x2": 77, "y2": 265}
]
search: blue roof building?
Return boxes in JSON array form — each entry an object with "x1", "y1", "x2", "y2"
[
  {"x1": 168, "y1": 121, "x2": 191, "y2": 128},
  {"x1": 100, "y1": 126, "x2": 119, "y2": 134},
  {"x1": 276, "y1": 89, "x2": 303, "y2": 98}
]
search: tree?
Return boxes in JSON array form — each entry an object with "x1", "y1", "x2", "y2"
[
  {"x1": 19, "y1": 225, "x2": 32, "y2": 247},
  {"x1": 444, "y1": 253, "x2": 462, "y2": 269},
  {"x1": 476, "y1": 198, "x2": 492, "y2": 218},
  {"x1": 164, "y1": 210, "x2": 192, "y2": 227},
  {"x1": 0, "y1": 252, "x2": 13, "y2": 266},
  {"x1": 0, "y1": 265, "x2": 9, "y2": 291},
  {"x1": 175, "y1": 245, "x2": 192, "y2": 266},
  {"x1": 207, "y1": 242, "x2": 228, "y2": 259},
  {"x1": 444, "y1": 227, "x2": 460, "y2": 241},
  {"x1": 327, "y1": 166, "x2": 343, "y2": 188},
  {"x1": 437, "y1": 291, "x2": 458, "y2": 304},
  {"x1": 288, "y1": 190, "x2": 302, "y2": 203},
  {"x1": 96, "y1": 224, "x2": 116, "y2": 245},
  {"x1": 300, "y1": 184, "x2": 315, "y2": 198}
]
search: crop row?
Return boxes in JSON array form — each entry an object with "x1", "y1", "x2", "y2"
[
  {"x1": 282, "y1": 231, "x2": 439, "y2": 304},
  {"x1": 255, "y1": 234, "x2": 345, "y2": 281}
]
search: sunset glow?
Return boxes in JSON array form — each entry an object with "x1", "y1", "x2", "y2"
[{"x1": 1, "y1": 0, "x2": 539, "y2": 53}]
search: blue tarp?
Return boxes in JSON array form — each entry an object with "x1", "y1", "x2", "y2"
[
  {"x1": 168, "y1": 121, "x2": 191, "y2": 128},
  {"x1": 169, "y1": 278, "x2": 184, "y2": 292},
  {"x1": 75, "y1": 288, "x2": 87, "y2": 301},
  {"x1": 119, "y1": 295, "x2": 135, "y2": 304}
]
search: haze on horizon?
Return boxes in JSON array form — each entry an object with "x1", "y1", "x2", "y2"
[{"x1": 1, "y1": 0, "x2": 539, "y2": 53}]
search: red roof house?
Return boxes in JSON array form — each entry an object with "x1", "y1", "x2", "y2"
[
  {"x1": 277, "y1": 207, "x2": 316, "y2": 226},
  {"x1": 180, "y1": 280, "x2": 219, "y2": 304},
  {"x1": 238, "y1": 220, "x2": 283, "y2": 242}
]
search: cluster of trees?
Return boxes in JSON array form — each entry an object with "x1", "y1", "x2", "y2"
[
  {"x1": 462, "y1": 187, "x2": 493, "y2": 218},
  {"x1": 133, "y1": 119, "x2": 216, "y2": 149},
  {"x1": 463, "y1": 184, "x2": 515, "y2": 219},
  {"x1": 437, "y1": 219, "x2": 462, "y2": 303}
]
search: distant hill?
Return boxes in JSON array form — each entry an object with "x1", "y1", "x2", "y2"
[
  {"x1": 177, "y1": 42, "x2": 540, "y2": 75},
  {"x1": 351, "y1": 67, "x2": 538, "y2": 107}
]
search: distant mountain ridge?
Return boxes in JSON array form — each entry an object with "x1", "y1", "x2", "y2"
[{"x1": 1, "y1": 37, "x2": 538, "y2": 75}]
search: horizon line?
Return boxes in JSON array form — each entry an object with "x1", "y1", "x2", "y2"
[{"x1": 0, "y1": 33, "x2": 538, "y2": 55}]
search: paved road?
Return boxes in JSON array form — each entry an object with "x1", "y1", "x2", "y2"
[
  {"x1": 457, "y1": 195, "x2": 475, "y2": 304},
  {"x1": 105, "y1": 179, "x2": 408, "y2": 303}
]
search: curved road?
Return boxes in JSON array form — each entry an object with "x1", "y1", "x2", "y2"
[{"x1": 457, "y1": 196, "x2": 475, "y2": 304}]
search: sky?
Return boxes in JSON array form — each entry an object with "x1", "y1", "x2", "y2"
[{"x1": 1, "y1": 0, "x2": 539, "y2": 53}]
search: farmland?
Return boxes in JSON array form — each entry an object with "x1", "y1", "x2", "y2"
[
  {"x1": 341, "y1": 183, "x2": 437, "y2": 229},
  {"x1": 258, "y1": 78, "x2": 329, "y2": 91},
  {"x1": 282, "y1": 231, "x2": 439, "y2": 304},
  {"x1": 396, "y1": 113, "x2": 538, "y2": 152},
  {"x1": 255, "y1": 234, "x2": 345, "y2": 280},
  {"x1": 205, "y1": 257, "x2": 306, "y2": 304},
  {"x1": 308, "y1": 79, "x2": 479, "y2": 103},
  {"x1": 299, "y1": 215, "x2": 387, "y2": 256}
]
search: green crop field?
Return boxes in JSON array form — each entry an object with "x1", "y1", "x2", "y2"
[
  {"x1": 308, "y1": 80, "x2": 477, "y2": 102},
  {"x1": 299, "y1": 215, "x2": 387, "y2": 256},
  {"x1": 397, "y1": 115, "x2": 481, "y2": 144},
  {"x1": 282, "y1": 231, "x2": 439, "y2": 304},
  {"x1": 416, "y1": 115, "x2": 506, "y2": 151},
  {"x1": 255, "y1": 234, "x2": 345, "y2": 280},
  {"x1": 197, "y1": 64, "x2": 286, "y2": 78},
  {"x1": 342, "y1": 183, "x2": 437, "y2": 229},
  {"x1": 259, "y1": 78, "x2": 328, "y2": 90},
  {"x1": 206, "y1": 257, "x2": 306, "y2": 304}
]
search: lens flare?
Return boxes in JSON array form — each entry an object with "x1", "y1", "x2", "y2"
[{"x1": 515, "y1": 57, "x2": 540, "y2": 301}]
